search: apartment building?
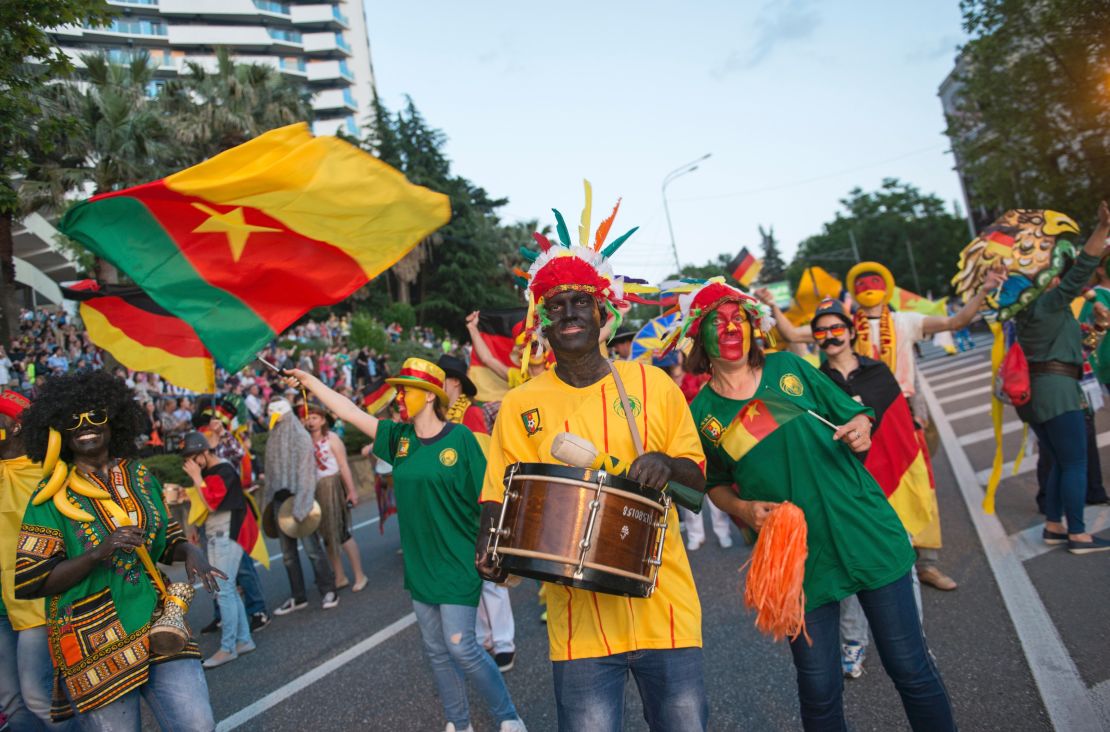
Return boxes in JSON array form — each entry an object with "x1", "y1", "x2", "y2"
[{"x1": 51, "y1": 0, "x2": 376, "y2": 137}]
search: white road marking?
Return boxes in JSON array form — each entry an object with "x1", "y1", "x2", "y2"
[
  {"x1": 930, "y1": 371, "x2": 993, "y2": 392},
  {"x1": 919, "y1": 352, "x2": 989, "y2": 374},
  {"x1": 975, "y1": 431, "x2": 1110, "y2": 485},
  {"x1": 265, "y1": 516, "x2": 381, "y2": 564},
  {"x1": 945, "y1": 403, "x2": 992, "y2": 421},
  {"x1": 1091, "y1": 677, "x2": 1110, "y2": 729},
  {"x1": 958, "y1": 420, "x2": 1024, "y2": 446},
  {"x1": 1012, "y1": 506, "x2": 1110, "y2": 562},
  {"x1": 938, "y1": 384, "x2": 992, "y2": 404},
  {"x1": 215, "y1": 612, "x2": 417, "y2": 731},
  {"x1": 919, "y1": 360, "x2": 992, "y2": 382},
  {"x1": 919, "y1": 374, "x2": 1104, "y2": 731}
]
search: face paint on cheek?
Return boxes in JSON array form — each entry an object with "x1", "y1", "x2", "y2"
[
  {"x1": 400, "y1": 388, "x2": 428, "y2": 422},
  {"x1": 718, "y1": 321, "x2": 750, "y2": 361},
  {"x1": 700, "y1": 315, "x2": 722, "y2": 359}
]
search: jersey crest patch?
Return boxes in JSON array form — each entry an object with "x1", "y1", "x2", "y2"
[
  {"x1": 396, "y1": 437, "x2": 410, "y2": 458},
  {"x1": 779, "y1": 373, "x2": 804, "y2": 397},
  {"x1": 699, "y1": 415, "x2": 724, "y2": 444},
  {"x1": 521, "y1": 408, "x2": 542, "y2": 436},
  {"x1": 612, "y1": 396, "x2": 642, "y2": 419},
  {"x1": 438, "y1": 448, "x2": 458, "y2": 467}
]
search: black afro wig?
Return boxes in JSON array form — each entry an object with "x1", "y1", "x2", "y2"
[{"x1": 21, "y1": 371, "x2": 144, "y2": 464}]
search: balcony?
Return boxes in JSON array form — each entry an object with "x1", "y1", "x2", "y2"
[
  {"x1": 302, "y1": 31, "x2": 350, "y2": 57},
  {"x1": 106, "y1": 0, "x2": 160, "y2": 8},
  {"x1": 81, "y1": 17, "x2": 169, "y2": 42},
  {"x1": 175, "y1": 53, "x2": 306, "y2": 77},
  {"x1": 159, "y1": 0, "x2": 293, "y2": 21},
  {"x1": 167, "y1": 24, "x2": 301, "y2": 51},
  {"x1": 305, "y1": 58, "x2": 352, "y2": 84},
  {"x1": 60, "y1": 45, "x2": 175, "y2": 71},
  {"x1": 291, "y1": 4, "x2": 348, "y2": 30},
  {"x1": 311, "y1": 87, "x2": 356, "y2": 113}
]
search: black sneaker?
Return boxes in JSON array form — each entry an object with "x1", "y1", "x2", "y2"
[
  {"x1": 250, "y1": 612, "x2": 271, "y2": 632},
  {"x1": 1067, "y1": 535, "x2": 1110, "y2": 555},
  {"x1": 201, "y1": 618, "x2": 221, "y2": 634},
  {"x1": 273, "y1": 598, "x2": 308, "y2": 616},
  {"x1": 494, "y1": 652, "x2": 515, "y2": 672}
]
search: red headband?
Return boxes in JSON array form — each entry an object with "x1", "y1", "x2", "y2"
[{"x1": 0, "y1": 390, "x2": 30, "y2": 421}]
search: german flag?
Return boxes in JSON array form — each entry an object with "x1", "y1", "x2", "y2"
[
  {"x1": 59, "y1": 123, "x2": 450, "y2": 371},
  {"x1": 63, "y1": 282, "x2": 215, "y2": 394},
  {"x1": 727, "y1": 247, "x2": 763, "y2": 288},
  {"x1": 362, "y1": 378, "x2": 397, "y2": 415},
  {"x1": 468, "y1": 308, "x2": 526, "y2": 403}
]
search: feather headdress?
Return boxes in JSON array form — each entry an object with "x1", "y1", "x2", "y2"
[
  {"x1": 658, "y1": 277, "x2": 775, "y2": 355},
  {"x1": 513, "y1": 180, "x2": 647, "y2": 375}
]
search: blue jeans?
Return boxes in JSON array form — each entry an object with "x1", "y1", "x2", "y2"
[
  {"x1": 790, "y1": 573, "x2": 955, "y2": 731},
  {"x1": 207, "y1": 534, "x2": 252, "y2": 654},
  {"x1": 411, "y1": 600, "x2": 519, "y2": 728},
  {"x1": 552, "y1": 647, "x2": 708, "y2": 732},
  {"x1": 0, "y1": 616, "x2": 74, "y2": 731},
  {"x1": 213, "y1": 552, "x2": 267, "y2": 620},
  {"x1": 65, "y1": 658, "x2": 214, "y2": 732},
  {"x1": 1031, "y1": 410, "x2": 1088, "y2": 534}
]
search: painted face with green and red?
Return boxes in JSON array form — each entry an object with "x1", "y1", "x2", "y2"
[
  {"x1": 853, "y1": 273, "x2": 888, "y2": 308},
  {"x1": 700, "y1": 301, "x2": 751, "y2": 362}
]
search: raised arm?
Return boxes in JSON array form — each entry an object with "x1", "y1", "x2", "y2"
[
  {"x1": 922, "y1": 264, "x2": 1007, "y2": 335},
  {"x1": 285, "y1": 368, "x2": 381, "y2": 441},
  {"x1": 465, "y1": 311, "x2": 510, "y2": 381},
  {"x1": 755, "y1": 288, "x2": 812, "y2": 343}
]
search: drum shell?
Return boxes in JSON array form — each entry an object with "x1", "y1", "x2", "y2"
[{"x1": 495, "y1": 464, "x2": 666, "y2": 597}]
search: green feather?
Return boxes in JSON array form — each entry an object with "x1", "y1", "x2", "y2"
[
  {"x1": 539, "y1": 304, "x2": 552, "y2": 328},
  {"x1": 600, "y1": 226, "x2": 639, "y2": 259},
  {"x1": 604, "y1": 301, "x2": 623, "y2": 342},
  {"x1": 552, "y1": 209, "x2": 572, "y2": 248},
  {"x1": 519, "y1": 246, "x2": 538, "y2": 262}
]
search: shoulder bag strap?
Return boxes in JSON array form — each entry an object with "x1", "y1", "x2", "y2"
[{"x1": 608, "y1": 361, "x2": 644, "y2": 457}]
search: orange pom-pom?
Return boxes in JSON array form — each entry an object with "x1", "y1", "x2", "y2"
[{"x1": 741, "y1": 501, "x2": 810, "y2": 644}]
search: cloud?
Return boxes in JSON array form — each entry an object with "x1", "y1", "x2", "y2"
[
  {"x1": 713, "y1": 0, "x2": 821, "y2": 77},
  {"x1": 905, "y1": 34, "x2": 962, "y2": 63}
]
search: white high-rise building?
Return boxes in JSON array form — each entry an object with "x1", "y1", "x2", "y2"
[{"x1": 51, "y1": 0, "x2": 376, "y2": 138}]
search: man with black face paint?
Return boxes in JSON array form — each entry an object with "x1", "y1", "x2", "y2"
[{"x1": 475, "y1": 186, "x2": 710, "y2": 732}]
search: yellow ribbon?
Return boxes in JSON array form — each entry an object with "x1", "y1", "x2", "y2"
[
  {"x1": 982, "y1": 320, "x2": 1006, "y2": 513},
  {"x1": 97, "y1": 498, "x2": 171, "y2": 600}
]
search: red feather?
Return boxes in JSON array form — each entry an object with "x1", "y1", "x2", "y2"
[
  {"x1": 593, "y1": 199, "x2": 622, "y2": 251},
  {"x1": 533, "y1": 232, "x2": 554, "y2": 252}
]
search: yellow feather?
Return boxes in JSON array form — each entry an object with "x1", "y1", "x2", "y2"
[{"x1": 578, "y1": 179, "x2": 592, "y2": 248}]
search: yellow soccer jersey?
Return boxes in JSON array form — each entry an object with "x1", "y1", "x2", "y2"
[{"x1": 482, "y1": 361, "x2": 706, "y2": 661}]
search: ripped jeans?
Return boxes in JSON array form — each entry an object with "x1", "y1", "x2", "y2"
[{"x1": 411, "y1": 600, "x2": 519, "y2": 729}]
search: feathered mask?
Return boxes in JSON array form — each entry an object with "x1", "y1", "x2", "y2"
[{"x1": 658, "y1": 278, "x2": 775, "y2": 354}]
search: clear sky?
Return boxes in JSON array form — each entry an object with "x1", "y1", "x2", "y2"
[{"x1": 364, "y1": 0, "x2": 968, "y2": 286}]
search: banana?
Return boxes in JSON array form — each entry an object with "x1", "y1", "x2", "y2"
[
  {"x1": 98, "y1": 498, "x2": 133, "y2": 529},
  {"x1": 68, "y1": 470, "x2": 112, "y2": 500},
  {"x1": 53, "y1": 488, "x2": 95, "y2": 523},
  {"x1": 32, "y1": 461, "x2": 69, "y2": 506},
  {"x1": 42, "y1": 428, "x2": 62, "y2": 478}
]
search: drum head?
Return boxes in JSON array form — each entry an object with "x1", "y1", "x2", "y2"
[
  {"x1": 505, "y1": 462, "x2": 666, "y2": 504},
  {"x1": 502, "y1": 555, "x2": 654, "y2": 598}
]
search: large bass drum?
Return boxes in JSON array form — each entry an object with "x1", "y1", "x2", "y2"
[{"x1": 488, "y1": 463, "x2": 670, "y2": 598}]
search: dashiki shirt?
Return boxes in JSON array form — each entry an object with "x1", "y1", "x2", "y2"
[
  {"x1": 15, "y1": 459, "x2": 196, "y2": 720},
  {"x1": 690, "y1": 351, "x2": 915, "y2": 611}
]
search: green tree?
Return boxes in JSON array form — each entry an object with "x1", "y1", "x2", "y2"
[
  {"x1": 948, "y1": 0, "x2": 1110, "y2": 226},
  {"x1": 0, "y1": 0, "x2": 114, "y2": 341},
  {"x1": 787, "y1": 179, "x2": 969, "y2": 297},
  {"x1": 758, "y1": 224, "x2": 787, "y2": 282}
]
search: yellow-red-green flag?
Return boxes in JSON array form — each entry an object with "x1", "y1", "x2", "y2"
[{"x1": 59, "y1": 123, "x2": 451, "y2": 371}]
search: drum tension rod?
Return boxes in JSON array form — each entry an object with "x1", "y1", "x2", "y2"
[
  {"x1": 489, "y1": 463, "x2": 519, "y2": 564},
  {"x1": 573, "y1": 469, "x2": 607, "y2": 580},
  {"x1": 646, "y1": 496, "x2": 671, "y2": 596}
]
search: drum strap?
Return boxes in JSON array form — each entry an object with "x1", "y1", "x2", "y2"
[{"x1": 608, "y1": 362, "x2": 644, "y2": 456}]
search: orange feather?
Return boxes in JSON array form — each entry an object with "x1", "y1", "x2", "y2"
[{"x1": 592, "y1": 198, "x2": 622, "y2": 251}]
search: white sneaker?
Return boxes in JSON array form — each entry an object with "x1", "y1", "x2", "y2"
[
  {"x1": 444, "y1": 724, "x2": 474, "y2": 732},
  {"x1": 322, "y1": 591, "x2": 339, "y2": 610},
  {"x1": 686, "y1": 538, "x2": 703, "y2": 551},
  {"x1": 202, "y1": 649, "x2": 238, "y2": 668},
  {"x1": 500, "y1": 720, "x2": 527, "y2": 732},
  {"x1": 236, "y1": 640, "x2": 256, "y2": 655},
  {"x1": 719, "y1": 534, "x2": 733, "y2": 549},
  {"x1": 273, "y1": 598, "x2": 307, "y2": 616},
  {"x1": 842, "y1": 642, "x2": 866, "y2": 679}
]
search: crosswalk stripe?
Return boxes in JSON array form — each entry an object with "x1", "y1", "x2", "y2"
[
  {"x1": 944, "y1": 403, "x2": 992, "y2": 421},
  {"x1": 959, "y1": 420, "x2": 1024, "y2": 446},
  {"x1": 920, "y1": 351, "x2": 989, "y2": 374},
  {"x1": 922, "y1": 360, "x2": 992, "y2": 382},
  {"x1": 975, "y1": 431, "x2": 1110, "y2": 485},
  {"x1": 931, "y1": 371, "x2": 993, "y2": 392},
  {"x1": 938, "y1": 384, "x2": 992, "y2": 404}
]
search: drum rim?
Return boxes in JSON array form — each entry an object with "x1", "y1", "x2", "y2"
[{"x1": 505, "y1": 462, "x2": 665, "y2": 502}]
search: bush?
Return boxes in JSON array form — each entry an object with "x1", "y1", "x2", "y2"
[
  {"x1": 341, "y1": 427, "x2": 371, "y2": 455},
  {"x1": 381, "y1": 301, "x2": 416, "y2": 331},
  {"x1": 144, "y1": 454, "x2": 187, "y2": 485},
  {"x1": 384, "y1": 340, "x2": 441, "y2": 372},
  {"x1": 349, "y1": 312, "x2": 388, "y2": 352}
]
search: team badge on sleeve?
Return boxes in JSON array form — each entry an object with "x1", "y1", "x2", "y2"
[
  {"x1": 521, "y1": 408, "x2": 542, "y2": 436},
  {"x1": 397, "y1": 437, "x2": 410, "y2": 458}
]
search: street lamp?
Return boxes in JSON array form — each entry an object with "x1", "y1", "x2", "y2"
[{"x1": 662, "y1": 153, "x2": 711, "y2": 275}]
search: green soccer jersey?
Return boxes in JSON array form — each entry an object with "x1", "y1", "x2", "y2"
[
  {"x1": 690, "y1": 351, "x2": 915, "y2": 610},
  {"x1": 374, "y1": 420, "x2": 485, "y2": 606}
]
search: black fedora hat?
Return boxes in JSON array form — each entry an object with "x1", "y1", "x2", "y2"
[
  {"x1": 437, "y1": 354, "x2": 477, "y2": 398},
  {"x1": 609, "y1": 325, "x2": 637, "y2": 346}
]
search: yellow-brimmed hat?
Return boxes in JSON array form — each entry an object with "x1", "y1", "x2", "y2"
[{"x1": 385, "y1": 358, "x2": 450, "y2": 407}]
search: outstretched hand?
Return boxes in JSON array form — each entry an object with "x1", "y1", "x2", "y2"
[{"x1": 832, "y1": 414, "x2": 872, "y2": 453}]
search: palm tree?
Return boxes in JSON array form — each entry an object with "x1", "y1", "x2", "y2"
[{"x1": 160, "y1": 47, "x2": 312, "y2": 165}]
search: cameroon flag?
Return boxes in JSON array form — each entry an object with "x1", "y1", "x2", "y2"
[
  {"x1": 468, "y1": 308, "x2": 527, "y2": 403},
  {"x1": 60, "y1": 124, "x2": 451, "y2": 371},
  {"x1": 63, "y1": 282, "x2": 216, "y2": 394},
  {"x1": 721, "y1": 398, "x2": 779, "y2": 461}
]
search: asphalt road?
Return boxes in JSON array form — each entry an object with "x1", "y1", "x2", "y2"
[{"x1": 160, "y1": 332, "x2": 1107, "y2": 731}]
